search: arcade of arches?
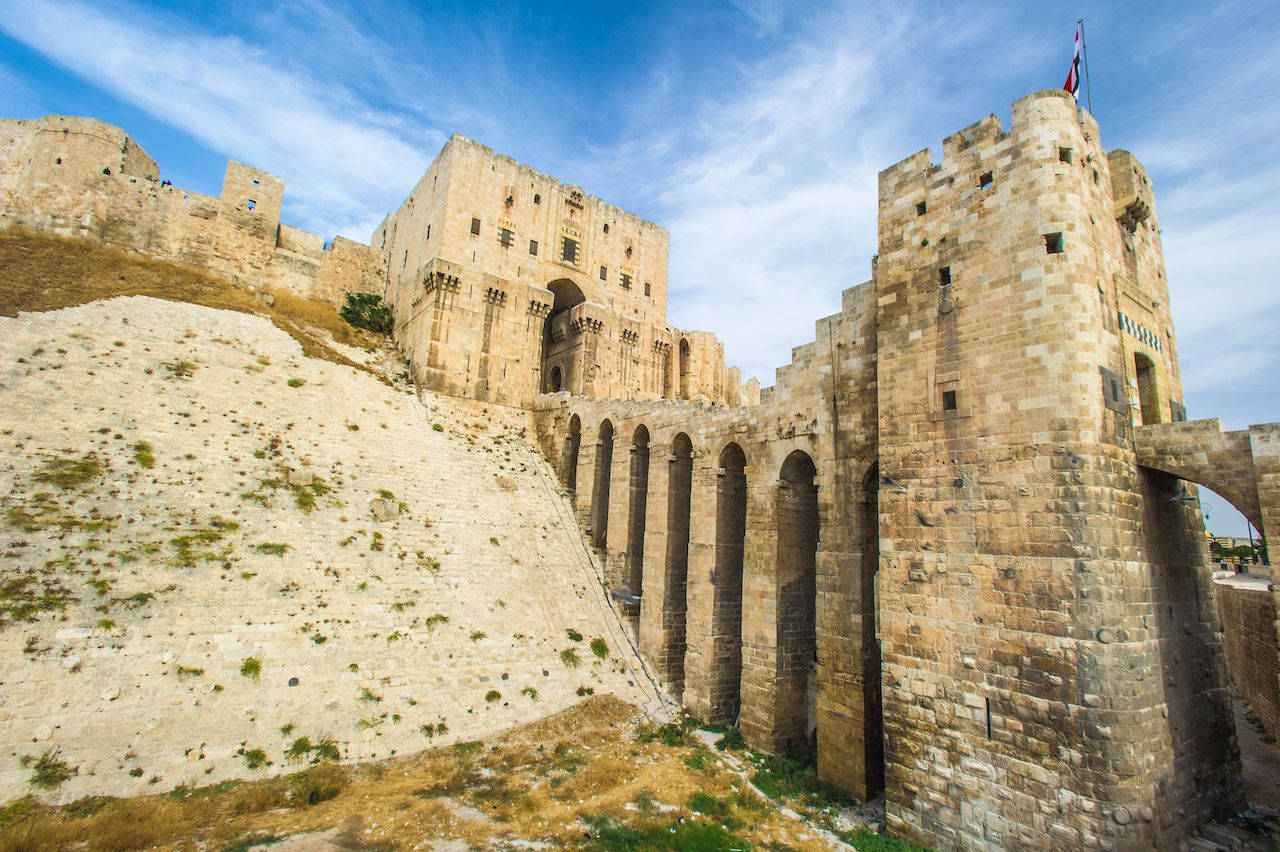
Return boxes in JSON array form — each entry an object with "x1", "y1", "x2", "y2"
[{"x1": 538, "y1": 399, "x2": 885, "y2": 799}]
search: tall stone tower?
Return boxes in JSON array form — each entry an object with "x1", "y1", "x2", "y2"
[{"x1": 874, "y1": 89, "x2": 1240, "y2": 848}]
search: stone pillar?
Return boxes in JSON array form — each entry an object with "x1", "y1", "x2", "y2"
[
  {"x1": 739, "y1": 473, "x2": 782, "y2": 750},
  {"x1": 639, "y1": 445, "x2": 672, "y2": 682},
  {"x1": 683, "y1": 457, "x2": 720, "y2": 721},
  {"x1": 816, "y1": 459, "x2": 882, "y2": 799}
]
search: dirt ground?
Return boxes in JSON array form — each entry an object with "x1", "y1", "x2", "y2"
[
  {"x1": 0, "y1": 695, "x2": 905, "y2": 851},
  {"x1": 1235, "y1": 690, "x2": 1280, "y2": 812}
]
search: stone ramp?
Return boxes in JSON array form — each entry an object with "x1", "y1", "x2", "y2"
[{"x1": 0, "y1": 295, "x2": 666, "y2": 804}]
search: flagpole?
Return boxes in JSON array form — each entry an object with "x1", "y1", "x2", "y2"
[{"x1": 1078, "y1": 18, "x2": 1094, "y2": 114}]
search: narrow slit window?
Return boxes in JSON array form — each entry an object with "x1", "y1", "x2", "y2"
[
  {"x1": 942, "y1": 390, "x2": 958, "y2": 411},
  {"x1": 938, "y1": 266, "x2": 952, "y2": 286},
  {"x1": 916, "y1": 201, "x2": 927, "y2": 216},
  {"x1": 979, "y1": 171, "x2": 993, "y2": 189},
  {"x1": 426, "y1": 224, "x2": 430, "y2": 240},
  {"x1": 529, "y1": 239, "x2": 538, "y2": 256},
  {"x1": 603, "y1": 223, "x2": 609, "y2": 234},
  {"x1": 1044, "y1": 232, "x2": 1064, "y2": 254},
  {"x1": 470, "y1": 217, "x2": 481, "y2": 236}
]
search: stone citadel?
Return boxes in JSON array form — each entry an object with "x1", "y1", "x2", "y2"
[{"x1": 3, "y1": 89, "x2": 1280, "y2": 849}]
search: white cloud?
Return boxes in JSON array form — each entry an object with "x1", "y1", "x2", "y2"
[{"x1": 0, "y1": 0, "x2": 437, "y2": 240}]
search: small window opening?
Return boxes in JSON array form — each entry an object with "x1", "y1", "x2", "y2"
[
  {"x1": 644, "y1": 282, "x2": 651, "y2": 297},
  {"x1": 1044, "y1": 232, "x2": 1064, "y2": 254},
  {"x1": 942, "y1": 390, "x2": 958, "y2": 411},
  {"x1": 603, "y1": 223, "x2": 609, "y2": 234},
  {"x1": 533, "y1": 193, "x2": 540, "y2": 204},
  {"x1": 1092, "y1": 169, "x2": 1099, "y2": 184},
  {"x1": 498, "y1": 227, "x2": 514, "y2": 248},
  {"x1": 1058, "y1": 147, "x2": 1073, "y2": 164},
  {"x1": 979, "y1": 171, "x2": 993, "y2": 189},
  {"x1": 599, "y1": 265, "x2": 608, "y2": 281},
  {"x1": 529, "y1": 239, "x2": 538, "y2": 256},
  {"x1": 561, "y1": 237, "x2": 579, "y2": 264},
  {"x1": 102, "y1": 167, "x2": 111, "y2": 175},
  {"x1": 426, "y1": 224, "x2": 431, "y2": 240},
  {"x1": 470, "y1": 217, "x2": 481, "y2": 236},
  {"x1": 938, "y1": 266, "x2": 952, "y2": 286},
  {"x1": 916, "y1": 201, "x2": 927, "y2": 216},
  {"x1": 54, "y1": 157, "x2": 61, "y2": 165},
  {"x1": 252, "y1": 178, "x2": 260, "y2": 188},
  {"x1": 247, "y1": 199, "x2": 257, "y2": 210}
]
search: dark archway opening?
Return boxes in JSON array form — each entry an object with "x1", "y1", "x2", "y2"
[
  {"x1": 777, "y1": 450, "x2": 819, "y2": 754},
  {"x1": 712, "y1": 442, "x2": 747, "y2": 723},
  {"x1": 860, "y1": 462, "x2": 884, "y2": 796},
  {"x1": 590, "y1": 420, "x2": 614, "y2": 549},
  {"x1": 563, "y1": 414, "x2": 581, "y2": 494},
  {"x1": 679, "y1": 338, "x2": 691, "y2": 400},
  {"x1": 542, "y1": 279, "x2": 585, "y2": 393},
  {"x1": 624, "y1": 425, "x2": 650, "y2": 627},
  {"x1": 665, "y1": 433, "x2": 694, "y2": 697},
  {"x1": 1135, "y1": 352, "x2": 1160, "y2": 425}
]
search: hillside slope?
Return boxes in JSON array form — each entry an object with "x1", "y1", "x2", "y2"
[{"x1": 0, "y1": 294, "x2": 661, "y2": 804}]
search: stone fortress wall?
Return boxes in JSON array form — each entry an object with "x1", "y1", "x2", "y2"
[
  {"x1": 3, "y1": 90, "x2": 1280, "y2": 850},
  {"x1": 0, "y1": 115, "x2": 385, "y2": 308},
  {"x1": 532, "y1": 90, "x2": 1280, "y2": 850},
  {"x1": 372, "y1": 134, "x2": 752, "y2": 409},
  {"x1": 0, "y1": 118, "x2": 751, "y2": 412}
]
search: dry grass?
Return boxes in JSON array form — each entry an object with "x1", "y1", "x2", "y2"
[
  {"x1": 0, "y1": 228, "x2": 387, "y2": 380},
  {"x1": 0, "y1": 696, "x2": 834, "y2": 851}
]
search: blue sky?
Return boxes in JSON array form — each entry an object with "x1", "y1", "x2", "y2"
[{"x1": 2, "y1": 0, "x2": 1277, "y2": 535}]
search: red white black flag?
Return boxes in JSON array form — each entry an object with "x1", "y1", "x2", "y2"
[{"x1": 1064, "y1": 23, "x2": 1082, "y2": 98}]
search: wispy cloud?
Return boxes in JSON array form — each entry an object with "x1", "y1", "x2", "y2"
[{"x1": 0, "y1": 0, "x2": 436, "y2": 239}]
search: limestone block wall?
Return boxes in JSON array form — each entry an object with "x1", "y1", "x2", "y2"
[
  {"x1": 0, "y1": 115, "x2": 386, "y2": 310},
  {"x1": 375, "y1": 133, "x2": 747, "y2": 408},
  {"x1": 531, "y1": 260, "x2": 884, "y2": 798},
  {"x1": 874, "y1": 90, "x2": 1239, "y2": 849},
  {"x1": 1215, "y1": 579, "x2": 1280, "y2": 740}
]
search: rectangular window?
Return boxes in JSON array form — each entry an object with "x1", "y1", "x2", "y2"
[
  {"x1": 916, "y1": 201, "x2": 927, "y2": 216},
  {"x1": 938, "y1": 266, "x2": 952, "y2": 286},
  {"x1": 1044, "y1": 232, "x2": 1064, "y2": 254},
  {"x1": 942, "y1": 390, "x2": 958, "y2": 411},
  {"x1": 470, "y1": 217, "x2": 481, "y2": 236},
  {"x1": 562, "y1": 237, "x2": 579, "y2": 264},
  {"x1": 600, "y1": 265, "x2": 608, "y2": 281},
  {"x1": 1059, "y1": 147, "x2": 1074, "y2": 164},
  {"x1": 979, "y1": 171, "x2": 993, "y2": 189},
  {"x1": 529, "y1": 239, "x2": 538, "y2": 256},
  {"x1": 1100, "y1": 366, "x2": 1126, "y2": 414},
  {"x1": 498, "y1": 227, "x2": 514, "y2": 248},
  {"x1": 620, "y1": 273, "x2": 632, "y2": 290},
  {"x1": 644, "y1": 282, "x2": 651, "y2": 296},
  {"x1": 1170, "y1": 401, "x2": 1187, "y2": 422}
]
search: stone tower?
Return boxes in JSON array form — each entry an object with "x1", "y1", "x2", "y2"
[{"x1": 874, "y1": 89, "x2": 1240, "y2": 848}]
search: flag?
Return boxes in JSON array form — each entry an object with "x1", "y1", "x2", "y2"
[{"x1": 1064, "y1": 23, "x2": 1082, "y2": 98}]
